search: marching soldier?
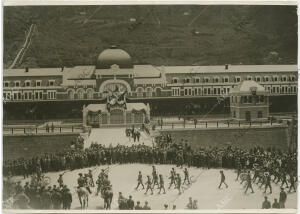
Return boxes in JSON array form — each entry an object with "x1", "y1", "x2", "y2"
[
  {"x1": 176, "y1": 173, "x2": 182, "y2": 194},
  {"x1": 158, "y1": 174, "x2": 166, "y2": 194},
  {"x1": 84, "y1": 174, "x2": 92, "y2": 194},
  {"x1": 135, "y1": 171, "x2": 144, "y2": 190},
  {"x1": 218, "y1": 170, "x2": 228, "y2": 189},
  {"x1": 280, "y1": 171, "x2": 289, "y2": 188},
  {"x1": 288, "y1": 173, "x2": 296, "y2": 193},
  {"x1": 88, "y1": 169, "x2": 95, "y2": 187},
  {"x1": 152, "y1": 170, "x2": 159, "y2": 189},
  {"x1": 244, "y1": 171, "x2": 254, "y2": 194},
  {"x1": 168, "y1": 168, "x2": 176, "y2": 189},
  {"x1": 57, "y1": 174, "x2": 64, "y2": 188},
  {"x1": 145, "y1": 175, "x2": 153, "y2": 195},
  {"x1": 264, "y1": 173, "x2": 272, "y2": 194},
  {"x1": 183, "y1": 168, "x2": 190, "y2": 185}
]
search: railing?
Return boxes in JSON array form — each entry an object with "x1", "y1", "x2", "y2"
[
  {"x1": 152, "y1": 120, "x2": 284, "y2": 130},
  {"x1": 3, "y1": 125, "x2": 84, "y2": 135}
]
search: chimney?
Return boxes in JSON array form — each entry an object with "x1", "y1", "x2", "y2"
[
  {"x1": 225, "y1": 64, "x2": 229, "y2": 70},
  {"x1": 25, "y1": 67, "x2": 29, "y2": 72}
]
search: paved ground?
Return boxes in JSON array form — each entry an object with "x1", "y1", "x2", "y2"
[
  {"x1": 11, "y1": 164, "x2": 297, "y2": 210},
  {"x1": 84, "y1": 128, "x2": 154, "y2": 148}
]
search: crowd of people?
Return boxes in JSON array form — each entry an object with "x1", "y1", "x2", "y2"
[{"x1": 2, "y1": 131, "x2": 297, "y2": 210}]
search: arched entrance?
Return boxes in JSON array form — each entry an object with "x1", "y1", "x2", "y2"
[{"x1": 110, "y1": 109, "x2": 124, "y2": 124}]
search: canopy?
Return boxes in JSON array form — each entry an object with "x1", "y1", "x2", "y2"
[{"x1": 85, "y1": 103, "x2": 147, "y2": 113}]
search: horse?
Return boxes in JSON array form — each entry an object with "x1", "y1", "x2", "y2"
[
  {"x1": 102, "y1": 187, "x2": 113, "y2": 209},
  {"x1": 76, "y1": 187, "x2": 89, "y2": 209}
]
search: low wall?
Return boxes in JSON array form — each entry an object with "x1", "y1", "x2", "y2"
[
  {"x1": 159, "y1": 126, "x2": 289, "y2": 150},
  {"x1": 3, "y1": 133, "x2": 79, "y2": 161}
]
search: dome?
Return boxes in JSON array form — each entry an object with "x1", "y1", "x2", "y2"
[{"x1": 96, "y1": 46, "x2": 133, "y2": 69}]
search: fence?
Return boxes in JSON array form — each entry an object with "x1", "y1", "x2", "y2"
[
  {"x1": 153, "y1": 120, "x2": 283, "y2": 130},
  {"x1": 3, "y1": 125, "x2": 84, "y2": 135}
]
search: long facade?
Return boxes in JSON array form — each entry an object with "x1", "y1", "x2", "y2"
[{"x1": 3, "y1": 47, "x2": 298, "y2": 120}]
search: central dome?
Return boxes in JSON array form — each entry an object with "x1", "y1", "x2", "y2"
[{"x1": 96, "y1": 46, "x2": 133, "y2": 69}]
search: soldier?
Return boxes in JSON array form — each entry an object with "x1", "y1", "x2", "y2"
[
  {"x1": 127, "y1": 195, "x2": 134, "y2": 210},
  {"x1": 176, "y1": 173, "x2": 182, "y2": 194},
  {"x1": 168, "y1": 168, "x2": 176, "y2": 189},
  {"x1": 51, "y1": 187, "x2": 62, "y2": 209},
  {"x1": 57, "y1": 174, "x2": 64, "y2": 188},
  {"x1": 158, "y1": 174, "x2": 166, "y2": 194},
  {"x1": 263, "y1": 173, "x2": 272, "y2": 194},
  {"x1": 186, "y1": 197, "x2": 193, "y2": 209},
  {"x1": 13, "y1": 188, "x2": 30, "y2": 209},
  {"x1": 152, "y1": 170, "x2": 159, "y2": 189},
  {"x1": 84, "y1": 174, "x2": 92, "y2": 194},
  {"x1": 183, "y1": 168, "x2": 190, "y2": 185},
  {"x1": 280, "y1": 171, "x2": 289, "y2": 188},
  {"x1": 145, "y1": 175, "x2": 153, "y2": 195},
  {"x1": 192, "y1": 200, "x2": 198, "y2": 209},
  {"x1": 88, "y1": 169, "x2": 95, "y2": 187},
  {"x1": 41, "y1": 186, "x2": 52, "y2": 209},
  {"x1": 77, "y1": 173, "x2": 85, "y2": 188},
  {"x1": 135, "y1": 171, "x2": 144, "y2": 190},
  {"x1": 143, "y1": 201, "x2": 151, "y2": 210},
  {"x1": 244, "y1": 171, "x2": 254, "y2": 194},
  {"x1": 288, "y1": 173, "x2": 296, "y2": 193},
  {"x1": 272, "y1": 198, "x2": 280, "y2": 208},
  {"x1": 63, "y1": 187, "x2": 72, "y2": 209},
  {"x1": 218, "y1": 171, "x2": 228, "y2": 189}
]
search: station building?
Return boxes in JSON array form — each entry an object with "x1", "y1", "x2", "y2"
[{"x1": 3, "y1": 46, "x2": 298, "y2": 121}]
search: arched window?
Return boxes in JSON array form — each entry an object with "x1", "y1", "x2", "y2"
[
  {"x1": 146, "y1": 87, "x2": 153, "y2": 97},
  {"x1": 136, "y1": 87, "x2": 144, "y2": 98},
  {"x1": 155, "y1": 87, "x2": 162, "y2": 97},
  {"x1": 77, "y1": 89, "x2": 85, "y2": 99},
  {"x1": 87, "y1": 89, "x2": 94, "y2": 99},
  {"x1": 68, "y1": 89, "x2": 75, "y2": 100}
]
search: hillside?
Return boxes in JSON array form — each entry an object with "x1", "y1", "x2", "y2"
[{"x1": 3, "y1": 5, "x2": 297, "y2": 68}]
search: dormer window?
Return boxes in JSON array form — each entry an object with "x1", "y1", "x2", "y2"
[
  {"x1": 4, "y1": 81, "x2": 9, "y2": 87},
  {"x1": 290, "y1": 75, "x2": 296, "y2": 81},
  {"x1": 184, "y1": 78, "x2": 191, "y2": 83},
  {"x1": 36, "y1": 80, "x2": 42, "y2": 87},
  {"x1": 223, "y1": 77, "x2": 229, "y2": 83},
  {"x1": 204, "y1": 77, "x2": 210, "y2": 83},
  {"x1": 25, "y1": 80, "x2": 31, "y2": 87},
  {"x1": 281, "y1": 76, "x2": 287, "y2": 82},
  {"x1": 15, "y1": 81, "x2": 20, "y2": 87},
  {"x1": 213, "y1": 77, "x2": 219, "y2": 83},
  {"x1": 195, "y1": 78, "x2": 200, "y2": 83},
  {"x1": 264, "y1": 76, "x2": 269, "y2": 82},
  {"x1": 235, "y1": 76, "x2": 241, "y2": 83},
  {"x1": 246, "y1": 76, "x2": 252, "y2": 80},
  {"x1": 255, "y1": 76, "x2": 261, "y2": 82},
  {"x1": 273, "y1": 76, "x2": 278, "y2": 82},
  {"x1": 172, "y1": 78, "x2": 179, "y2": 84},
  {"x1": 48, "y1": 80, "x2": 55, "y2": 86}
]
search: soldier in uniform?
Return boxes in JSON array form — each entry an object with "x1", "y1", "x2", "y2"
[
  {"x1": 77, "y1": 173, "x2": 85, "y2": 188},
  {"x1": 84, "y1": 174, "x2": 92, "y2": 194},
  {"x1": 168, "y1": 168, "x2": 176, "y2": 189},
  {"x1": 88, "y1": 169, "x2": 95, "y2": 187},
  {"x1": 280, "y1": 171, "x2": 289, "y2": 188},
  {"x1": 183, "y1": 168, "x2": 190, "y2": 185},
  {"x1": 176, "y1": 173, "x2": 182, "y2": 194},
  {"x1": 244, "y1": 171, "x2": 254, "y2": 194},
  {"x1": 135, "y1": 171, "x2": 144, "y2": 190},
  {"x1": 152, "y1": 170, "x2": 159, "y2": 189},
  {"x1": 264, "y1": 173, "x2": 272, "y2": 194},
  {"x1": 218, "y1": 171, "x2": 228, "y2": 189},
  {"x1": 158, "y1": 174, "x2": 166, "y2": 194},
  {"x1": 288, "y1": 173, "x2": 296, "y2": 193},
  {"x1": 145, "y1": 175, "x2": 153, "y2": 195},
  {"x1": 57, "y1": 174, "x2": 64, "y2": 188}
]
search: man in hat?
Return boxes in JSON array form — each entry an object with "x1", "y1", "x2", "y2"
[
  {"x1": 183, "y1": 168, "x2": 190, "y2": 185},
  {"x1": 264, "y1": 173, "x2": 272, "y2": 194},
  {"x1": 143, "y1": 201, "x2": 151, "y2": 210},
  {"x1": 62, "y1": 186, "x2": 72, "y2": 209},
  {"x1": 88, "y1": 169, "x2": 95, "y2": 187},
  {"x1": 135, "y1": 201, "x2": 142, "y2": 210},
  {"x1": 279, "y1": 187, "x2": 287, "y2": 208},
  {"x1": 168, "y1": 168, "x2": 176, "y2": 189},
  {"x1": 127, "y1": 195, "x2": 134, "y2": 210},
  {"x1": 135, "y1": 171, "x2": 144, "y2": 190},
  {"x1": 51, "y1": 187, "x2": 62, "y2": 209},
  {"x1": 84, "y1": 174, "x2": 92, "y2": 194},
  {"x1": 77, "y1": 173, "x2": 85, "y2": 188},
  {"x1": 145, "y1": 175, "x2": 153, "y2": 195},
  {"x1": 176, "y1": 173, "x2": 182, "y2": 194},
  {"x1": 158, "y1": 174, "x2": 166, "y2": 194},
  {"x1": 244, "y1": 171, "x2": 254, "y2": 194},
  {"x1": 272, "y1": 198, "x2": 280, "y2": 208}
]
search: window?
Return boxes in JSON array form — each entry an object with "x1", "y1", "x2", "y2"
[
  {"x1": 255, "y1": 76, "x2": 261, "y2": 82},
  {"x1": 146, "y1": 87, "x2": 153, "y2": 97},
  {"x1": 184, "y1": 87, "x2": 192, "y2": 96},
  {"x1": 47, "y1": 90, "x2": 56, "y2": 99},
  {"x1": 290, "y1": 75, "x2": 296, "y2": 81},
  {"x1": 34, "y1": 91, "x2": 43, "y2": 100},
  {"x1": 4, "y1": 82, "x2": 9, "y2": 87},
  {"x1": 235, "y1": 76, "x2": 241, "y2": 82},
  {"x1": 172, "y1": 87, "x2": 180, "y2": 96},
  {"x1": 172, "y1": 78, "x2": 179, "y2": 84},
  {"x1": 25, "y1": 80, "x2": 31, "y2": 87},
  {"x1": 257, "y1": 111, "x2": 263, "y2": 118},
  {"x1": 48, "y1": 80, "x2": 55, "y2": 86},
  {"x1": 273, "y1": 76, "x2": 278, "y2": 82},
  {"x1": 204, "y1": 77, "x2": 210, "y2": 83},
  {"x1": 194, "y1": 87, "x2": 201, "y2": 96},
  {"x1": 233, "y1": 111, "x2": 236, "y2": 118},
  {"x1": 213, "y1": 77, "x2": 219, "y2": 83},
  {"x1": 87, "y1": 89, "x2": 94, "y2": 99},
  {"x1": 184, "y1": 78, "x2": 191, "y2": 83},
  {"x1": 195, "y1": 78, "x2": 200, "y2": 83},
  {"x1": 246, "y1": 76, "x2": 252, "y2": 81},
  {"x1": 23, "y1": 91, "x2": 32, "y2": 100},
  {"x1": 68, "y1": 90, "x2": 75, "y2": 99},
  {"x1": 15, "y1": 81, "x2": 20, "y2": 87},
  {"x1": 281, "y1": 76, "x2": 287, "y2": 82},
  {"x1": 203, "y1": 88, "x2": 211, "y2": 95},
  {"x1": 136, "y1": 87, "x2": 144, "y2": 98},
  {"x1": 77, "y1": 89, "x2": 85, "y2": 99},
  {"x1": 36, "y1": 81, "x2": 42, "y2": 87},
  {"x1": 223, "y1": 77, "x2": 229, "y2": 83},
  {"x1": 3, "y1": 92, "x2": 11, "y2": 100},
  {"x1": 264, "y1": 76, "x2": 269, "y2": 82},
  {"x1": 213, "y1": 88, "x2": 221, "y2": 95}
]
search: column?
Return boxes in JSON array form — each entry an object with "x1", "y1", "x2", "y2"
[
  {"x1": 124, "y1": 110, "x2": 127, "y2": 125},
  {"x1": 82, "y1": 105, "x2": 87, "y2": 126}
]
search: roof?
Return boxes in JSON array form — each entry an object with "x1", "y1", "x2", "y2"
[
  {"x1": 85, "y1": 103, "x2": 147, "y2": 113},
  {"x1": 231, "y1": 80, "x2": 267, "y2": 95},
  {"x1": 3, "y1": 68, "x2": 64, "y2": 77},
  {"x1": 163, "y1": 65, "x2": 297, "y2": 74},
  {"x1": 64, "y1": 66, "x2": 95, "y2": 79},
  {"x1": 96, "y1": 47, "x2": 133, "y2": 69}
]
